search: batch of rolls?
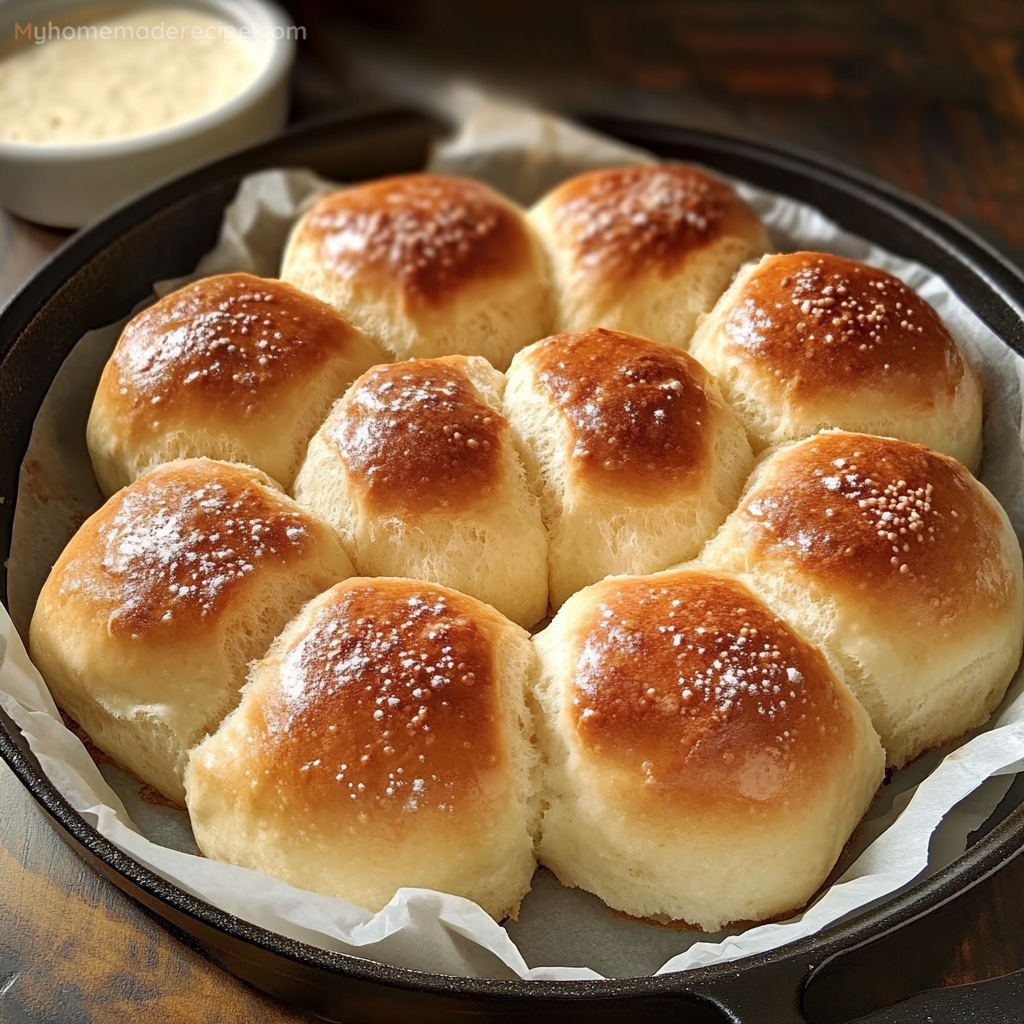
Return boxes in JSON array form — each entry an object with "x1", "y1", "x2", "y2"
[{"x1": 28, "y1": 165, "x2": 1024, "y2": 933}]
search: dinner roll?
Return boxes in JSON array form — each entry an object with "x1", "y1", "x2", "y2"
[
  {"x1": 689, "y1": 252, "x2": 984, "y2": 469},
  {"x1": 280, "y1": 174, "x2": 553, "y2": 370},
  {"x1": 701, "y1": 431, "x2": 1024, "y2": 767},
  {"x1": 529, "y1": 165, "x2": 770, "y2": 347},
  {"x1": 186, "y1": 577, "x2": 540, "y2": 919},
  {"x1": 28, "y1": 459, "x2": 354, "y2": 803},
  {"x1": 532, "y1": 567, "x2": 883, "y2": 931},
  {"x1": 504, "y1": 328, "x2": 753, "y2": 610},
  {"x1": 87, "y1": 272, "x2": 387, "y2": 495},
  {"x1": 292, "y1": 355, "x2": 548, "y2": 628}
]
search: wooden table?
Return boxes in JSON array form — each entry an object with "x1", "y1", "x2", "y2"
[
  {"x1": 0, "y1": 76, "x2": 340, "y2": 1024},
  {"x1": 298, "y1": 0, "x2": 1024, "y2": 268},
  {"x1": 4, "y1": 2, "x2": 1024, "y2": 1019},
  {"x1": 0, "y1": 761, "x2": 320, "y2": 1023}
]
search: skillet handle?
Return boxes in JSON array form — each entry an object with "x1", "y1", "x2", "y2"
[
  {"x1": 684, "y1": 958, "x2": 812, "y2": 1023},
  {"x1": 800, "y1": 834, "x2": 1024, "y2": 1023},
  {"x1": 665, "y1": 811, "x2": 1024, "y2": 1024}
]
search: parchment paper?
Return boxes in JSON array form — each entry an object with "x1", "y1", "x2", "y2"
[{"x1": 4, "y1": 93, "x2": 1024, "y2": 980}]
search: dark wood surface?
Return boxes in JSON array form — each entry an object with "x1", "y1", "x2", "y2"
[
  {"x1": 0, "y1": 765, "x2": 318, "y2": 1024},
  {"x1": 296, "y1": 0, "x2": 1024, "y2": 267},
  {"x1": 4, "y1": 2, "x2": 1024, "y2": 1020}
]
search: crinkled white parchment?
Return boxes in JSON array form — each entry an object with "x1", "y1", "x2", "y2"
[{"x1": 3, "y1": 94, "x2": 1024, "y2": 981}]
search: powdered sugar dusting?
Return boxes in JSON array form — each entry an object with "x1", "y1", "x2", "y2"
[
  {"x1": 328, "y1": 360, "x2": 505, "y2": 515},
  {"x1": 62, "y1": 463, "x2": 315, "y2": 635},
  {"x1": 262, "y1": 581, "x2": 502, "y2": 817},
  {"x1": 554, "y1": 166, "x2": 748, "y2": 279},
  {"x1": 112, "y1": 273, "x2": 350, "y2": 417},
  {"x1": 304, "y1": 175, "x2": 528, "y2": 306}
]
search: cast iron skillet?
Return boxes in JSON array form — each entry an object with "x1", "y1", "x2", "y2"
[{"x1": 2, "y1": 107, "x2": 1024, "y2": 1023}]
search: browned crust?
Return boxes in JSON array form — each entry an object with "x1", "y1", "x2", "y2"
[
  {"x1": 294, "y1": 174, "x2": 535, "y2": 309},
  {"x1": 567, "y1": 568, "x2": 858, "y2": 817},
  {"x1": 239, "y1": 578, "x2": 513, "y2": 835},
  {"x1": 543, "y1": 165, "x2": 766, "y2": 284},
  {"x1": 524, "y1": 328, "x2": 716, "y2": 497},
  {"x1": 49, "y1": 460, "x2": 320, "y2": 639},
  {"x1": 735, "y1": 432, "x2": 1012, "y2": 627},
  {"x1": 95, "y1": 273, "x2": 364, "y2": 430},
  {"x1": 719, "y1": 252, "x2": 966, "y2": 404},
  {"x1": 325, "y1": 358, "x2": 508, "y2": 516}
]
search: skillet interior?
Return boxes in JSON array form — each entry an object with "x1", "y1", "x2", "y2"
[{"x1": 2, "y1": 106, "x2": 1024, "y2": 1023}]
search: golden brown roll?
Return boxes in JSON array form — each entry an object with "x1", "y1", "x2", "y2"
[
  {"x1": 28, "y1": 459, "x2": 354, "y2": 803},
  {"x1": 701, "y1": 431, "x2": 1024, "y2": 767},
  {"x1": 504, "y1": 328, "x2": 753, "y2": 610},
  {"x1": 529, "y1": 165, "x2": 770, "y2": 347},
  {"x1": 279, "y1": 174, "x2": 554, "y2": 371},
  {"x1": 186, "y1": 577, "x2": 540, "y2": 919},
  {"x1": 86, "y1": 272, "x2": 387, "y2": 495},
  {"x1": 532, "y1": 566, "x2": 883, "y2": 931},
  {"x1": 689, "y1": 252, "x2": 984, "y2": 468},
  {"x1": 292, "y1": 355, "x2": 549, "y2": 628}
]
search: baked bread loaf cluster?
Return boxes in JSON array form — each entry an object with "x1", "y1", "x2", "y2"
[
  {"x1": 29, "y1": 459, "x2": 354, "y2": 802},
  {"x1": 28, "y1": 164, "x2": 1022, "y2": 933},
  {"x1": 187, "y1": 577, "x2": 540, "y2": 918},
  {"x1": 529, "y1": 164, "x2": 771, "y2": 346},
  {"x1": 505, "y1": 327, "x2": 753, "y2": 609},
  {"x1": 689, "y1": 252, "x2": 984, "y2": 467},
  {"x1": 280, "y1": 174, "x2": 553, "y2": 371},
  {"x1": 88, "y1": 272, "x2": 387, "y2": 494},
  {"x1": 533, "y1": 567, "x2": 884, "y2": 931},
  {"x1": 293, "y1": 355, "x2": 548, "y2": 628},
  {"x1": 701, "y1": 431, "x2": 1024, "y2": 768}
]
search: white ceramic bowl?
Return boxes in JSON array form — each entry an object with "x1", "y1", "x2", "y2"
[{"x1": 0, "y1": 0, "x2": 295, "y2": 228}]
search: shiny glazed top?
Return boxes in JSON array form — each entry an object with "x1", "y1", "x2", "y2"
[
  {"x1": 525, "y1": 328, "x2": 715, "y2": 497},
  {"x1": 252, "y1": 579, "x2": 510, "y2": 829},
  {"x1": 719, "y1": 252, "x2": 966, "y2": 402},
  {"x1": 566, "y1": 569, "x2": 855, "y2": 814},
  {"x1": 326, "y1": 358, "x2": 507, "y2": 516},
  {"x1": 51, "y1": 460, "x2": 318, "y2": 640},
  {"x1": 542, "y1": 165, "x2": 766, "y2": 284},
  {"x1": 100, "y1": 273, "x2": 363, "y2": 422},
  {"x1": 733, "y1": 432, "x2": 1012, "y2": 626},
  {"x1": 295, "y1": 174, "x2": 535, "y2": 310}
]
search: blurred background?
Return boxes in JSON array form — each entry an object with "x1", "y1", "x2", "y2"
[
  {"x1": 281, "y1": 0, "x2": 1024, "y2": 264},
  {"x1": 2, "y1": 3, "x2": 1024, "y2": 1019},
  {"x1": 3, "y1": 0, "x2": 1024, "y2": 301}
]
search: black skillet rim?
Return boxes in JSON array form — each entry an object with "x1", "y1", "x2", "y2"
[{"x1": 1, "y1": 105, "x2": 1023, "y2": 1009}]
